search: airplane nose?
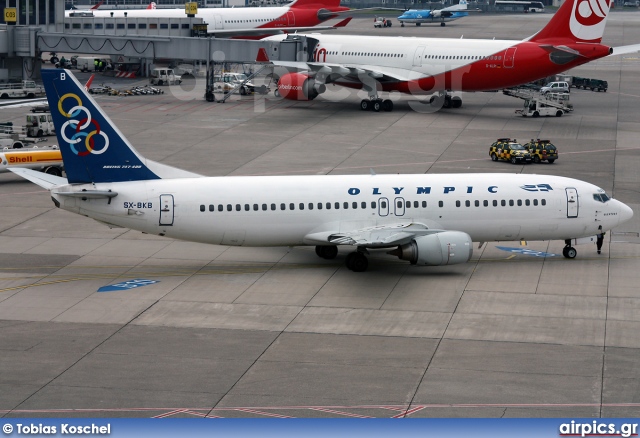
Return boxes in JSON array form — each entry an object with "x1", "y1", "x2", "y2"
[{"x1": 617, "y1": 201, "x2": 634, "y2": 226}]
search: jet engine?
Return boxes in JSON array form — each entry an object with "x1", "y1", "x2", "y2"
[
  {"x1": 388, "y1": 231, "x2": 473, "y2": 266},
  {"x1": 277, "y1": 72, "x2": 326, "y2": 101}
]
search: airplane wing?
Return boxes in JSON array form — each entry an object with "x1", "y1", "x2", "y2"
[
  {"x1": 266, "y1": 60, "x2": 417, "y2": 83},
  {"x1": 304, "y1": 222, "x2": 442, "y2": 248},
  {"x1": 207, "y1": 17, "x2": 352, "y2": 37}
]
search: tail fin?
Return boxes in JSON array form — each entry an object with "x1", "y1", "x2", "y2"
[
  {"x1": 42, "y1": 69, "x2": 160, "y2": 184},
  {"x1": 529, "y1": 0, "x2": 612, "y2": 43},
  {"x1": 147, "y1": 2, "x2": 156, "y2": 9},
  {"x1": 289, "y1": 0, "x2": 344, "y2": 9}
]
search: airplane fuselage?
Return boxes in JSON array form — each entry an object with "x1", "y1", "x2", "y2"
[
  {"x1": 53, "y1": 173, "x2": 629, "y2": 247},
  {"x1": 294, "y1": 33, "x2": 611, "y2": 93},
  {"x1": 397, "y1": 11, "x2": 468, "y2": 24}
]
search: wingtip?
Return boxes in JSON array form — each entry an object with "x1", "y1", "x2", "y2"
[
  {"x1": 256, "y1": 47, "x2": 270, "y2": 63},
  {"x1": 334, "y1": 17, "x2": 353, "y2": 28}
]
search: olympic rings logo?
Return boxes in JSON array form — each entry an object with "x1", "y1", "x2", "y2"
[{"x1": 58, "y1": 93, "x2": 109, "y2": 156}]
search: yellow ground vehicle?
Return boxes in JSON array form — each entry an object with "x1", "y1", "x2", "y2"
[
  {"x1": 523, "y1": 139, "x2": 558, "y2": 163},
  {"x1": 489, "y1": 138, "x2": 532, "y2": 164}
]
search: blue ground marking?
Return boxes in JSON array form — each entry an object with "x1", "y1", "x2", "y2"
[
  {"x1": 496, "y1": 246, "x2": 559, "y2": 258},
  {"x1": 97, "y1": 279, "x2": 159, "y2": 292}
]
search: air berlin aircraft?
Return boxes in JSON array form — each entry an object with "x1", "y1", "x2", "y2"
[
  {"x1": 68, "y1": 0, "x2": 352, "y2": 38},
  {"x1": 264, "y1": 0, "x2": 639, "y2": 111}
]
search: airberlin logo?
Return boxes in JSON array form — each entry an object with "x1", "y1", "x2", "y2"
[
  {"x1": 570, "y1": 0, "x2": 611, "y2": 41},
  {"x1": 58, "y1": 93, "x2": 109, "y2": 157}
]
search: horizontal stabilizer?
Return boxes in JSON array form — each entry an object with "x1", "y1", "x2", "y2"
[
  {"x1": 611, "y1": 43, "x2": 640, "y2": 56},
  {"x1": 53, "y1": 190, "x2": 118, "y2": 199},
  {"x1": 8, "y1": 168, "x2": 67, "y2": 189}
]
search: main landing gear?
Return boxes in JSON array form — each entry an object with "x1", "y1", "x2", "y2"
[
  {"x1": 430, "y1": 92, "x2": 463, "y2": 109},
  {"x1": 360, "y1": 97, "x2": 394, "y2": 112},
  {"x1": 562, "y1": 239, "x2": 577, "y2": 259},
  {"x1": 314, "y1": 245, "x2": 369, "y2": 272}
]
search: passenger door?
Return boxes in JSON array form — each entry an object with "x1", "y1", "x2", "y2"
[
  {"x1": 566, "y1": 188, "x2": 578, "y2": 218},
  {"x1": 159, "y1": 194, "x2": 174, "y2": 226}
]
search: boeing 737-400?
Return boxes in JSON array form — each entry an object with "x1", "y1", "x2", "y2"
[
  {"x1": 263, "y1": 0, "x2": 640, "y2": 111},
  {"x1": 9, "y1": 69, "x2": 633, "y2": 272},
  {"x1": 67, "y1": 0, "x2": 352, "y2": 38}
]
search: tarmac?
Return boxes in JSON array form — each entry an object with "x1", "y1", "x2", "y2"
[{"x1": 1, "y1": 11, "x2": 640, "y2": 418}]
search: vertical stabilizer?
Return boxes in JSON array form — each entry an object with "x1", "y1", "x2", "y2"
[
  {"x1": 529, "y1": 0, "x2": 612, "y2": 43},
  {"x1": 42, "y1": 69, "x2": 160, "y2": 184}
]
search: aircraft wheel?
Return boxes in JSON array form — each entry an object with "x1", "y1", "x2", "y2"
[
  {"x1": 315, "y1": 245, "x2": 338, "y2": 260},
  {"x1": 563, "y1": 246, "x2": 577, "y2": 259},
  {"x1": 401, "y1": 23, "x2": 405, "y2": 27},
  {"x1": 451, "y1": 96, "x2": 462, "y2": 108},
  {"x1": 44, "y1": 166, "x2": 62, "y2": 177},
  {"x1": 382, "y1": 99, "x2": 393, "y2": 112},
  {"x1": 443, "y1": 95, "x2": 452, "y2": 109},
  {"x1": 372, "y1": 99, "x2": 381, "y2": 112},
  {"x1": 346, "y1": 252, "x2": 368, "y2": 272},
  {"x1": 416, "y1": 23, "x2": 421, "y2": 26},
  {"x1": 360, "y1": 99, "x2": 371, "y2": 111},
  {"x1": 441, "y1": 22, "x2": 446, "y2": 27}
]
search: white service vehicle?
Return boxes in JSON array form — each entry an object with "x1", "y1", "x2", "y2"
[
  {"x1": 540, "y1": 81, "x2": 570, "y2": 95},
  {"x1": 517, "y1": 97, "x2": 566, "y2": 117},
  {"x1": 0, "y1": 81, "x2": 45, "y2": 99},
  {"x1": 25, "y1": 113, "x2": 55, "y2": 137},
  {"x1": 149, "y1": 68, "x2": 181, "y2": 86}
]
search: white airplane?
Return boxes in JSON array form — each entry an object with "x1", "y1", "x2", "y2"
[
  {"x1": 397, "y1": 0, "x2": 474, "y2": 27},
  {"x1": 263, "y1": 0, "x2": 640, "y2": 111},
  {"x1": 9, "y1": 69, "x2": 633, "y2": 272},
  {"x1": 67, "y1": 0, "x2": 352, "y2": 38}
]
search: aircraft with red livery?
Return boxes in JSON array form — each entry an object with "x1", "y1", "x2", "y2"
[
  {"x1": 263, "y1": 0, "x2": 639, "y2": 111},
  {"x1": 68, "y1": 0, "x2": 352, "y2": 39}
]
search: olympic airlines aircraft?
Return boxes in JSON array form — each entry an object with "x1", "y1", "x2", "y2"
[
  {"x1": 264, "y1": 0, "x2": 637, "y2": 111},
  {"x1": 10, "y1": 70, "x2": 633, "y2": 272},
  {"x1": 66, "y1": 0, "x2": 352, "y2": 38}
]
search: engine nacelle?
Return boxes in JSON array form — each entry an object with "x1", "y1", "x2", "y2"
[
  {"x1": 431, "y1": 11, "x2": 442, "y2": 18},
  {"x1": 390, "y1": 231, "x2": 473, "y2": 266},
  {"x1": 277, "y1": 72, "x2": 325, "y2": 101}
]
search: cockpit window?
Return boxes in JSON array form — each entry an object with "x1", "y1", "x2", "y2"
[{"x1": 593, "y1": 193, "x2": 610, "y2": 203}]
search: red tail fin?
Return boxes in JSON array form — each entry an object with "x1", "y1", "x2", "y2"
[
  {"x1": 289, "y1": 0, "x2": 345, "y2": 9},
  {"x1": 90, "y1": 1, "x2": 103, "y2": 10},
  {"x1": 146, "y1": 1, "x2": 157, "y2": 9},
  {"x1": 529, "y1": 0, "x2": 612, "y2": 43},
  {"x1": 333, "y1": 17, "x2": 352, "y2": 28}
]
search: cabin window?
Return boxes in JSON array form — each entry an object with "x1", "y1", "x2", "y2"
[
  {"x1": 465, "y1": 200, "x2": 470, "y2": 207},
  {"x1": 352, "y1": 202, "x2": 358, "y2": 209},
  {"x1": 308, "y1": 203, "x2": 314, "y2": 210},
  {"x1": 414, "y1": 201, "x2": 419, "y2": 208},
  {"x1": 280, "y1": 203, "x2": 286, "y2": 210},
  {"x1": 381, "y1": 201, "x2": 387, "y2": 208},
  {"x1": 326, "y1": 202, "x2": 331, "y2": 210},
  {"x1": 517, "y1": 200, "x2": 522, "y2": 206},
  {"x1": 209, "y1": 205, "x2": 214, "y2": 212},
  {"x1": 262, "y1": 204, "x2": 267, "y2": 211},
  {"x1": 271, "y1": 203, "x2": 276, "y2": 211},
  {"x1": 456, "y1": 200, "x2": 461, "y2": 207},
  {"x1": 236, "y1": 204, "x2": 241, "y2": 211},
  {"x1": 200, "y1": 205, "x2": 205, "y2": 212},
  {"x1": 525, "y1": 199, "x2": 530, "y2": 206},
  {"x1": 406, "y1": 201, "x2": 411, "y2": 208},
  {"x1": 475, "y1": 200, "x2": 480, "y2": 207},
  {"x1": 253, "y1": 204, "x2": 259, "y2": 211},
  {"x1": 483, "y1": 200, "x2": 488, "y2": 207},
  {"x1": 541, "y1": 199, "x2": 546, "y2": 206},
  {"x1": 533, "y1": 199, "x2": 538, "y2": 206},
  {"x1": 371, "y1": 201, "x2": 376, "y2": 208},
  {"x1": 218, "y1": 204, "x2": 223, "y2": 212},
  {"x1": 318, "y1": 203, "x2": 323, "y2": 210},
  {"x1": 299, "y1": 203, "x2": 305, "y2": 210},
  {"x1": 493, "y1": 200, "x2": 498, "y2": 207},
  {"x1": 344, "y1": 202, "x2": 349, "y2": 209},
  {"x1": 397, "y1": 200, "x2": 403, "y2": 208},
  {"x1": 501, "y1": 200, "x2": 506, "y2": 207},
  {"x1": 509, "y1": 200, "x2": 514, "y2": 206},
  {"x1": 335, "y1": 202, "x2": 340, "y2": 209},
  {"x1": 422, "y1": 201, "x2": 427, "y2": 208},
  {"x1": 439, "y1": 201, "x2": 444, "y2": 207},
  {"x1": 290, "y1": 203, "x2": 295, "y2": 210},
  {"x1": 362, "y1": 202, "x2": 367, "y2": 209}
]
